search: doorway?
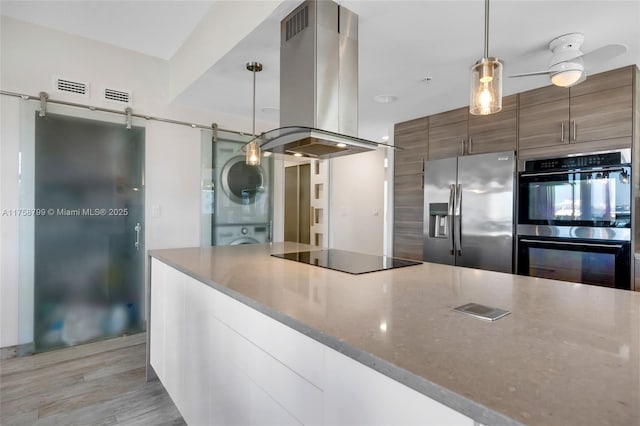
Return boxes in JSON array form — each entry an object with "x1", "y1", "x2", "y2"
[
  {"x1": 284, "y1": 164, "x2": 310, "y2": 244},
  {"x1": 32, "y1": 112, "x2": 145, "y2": 352}
]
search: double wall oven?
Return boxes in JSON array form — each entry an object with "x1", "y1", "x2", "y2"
[{"x1": 517, "y1": 150, "x2": 632, "y2": 289}]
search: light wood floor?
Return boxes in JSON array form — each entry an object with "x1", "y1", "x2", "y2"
[{"x1": 0, "y1": 333, "x2": 185, "y2": 425}]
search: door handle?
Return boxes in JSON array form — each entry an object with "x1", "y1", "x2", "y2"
[
  {"x1": 448, "y1": 184, "x2": 455, "y2": 255},
  {"x1": 572, "y1": 120, "x2": 577, "y2": 141},
  {"x1": 134, "y1": 222, "x2": 141, "y2": 251},
  {"x1": 454, "y1": 184, "x2": 462, "y2": 256},
  {"x1": 561, "y1": 121, "x2": 565, "y2": 143},
  {"x1": 468, "y1": 138, "x2": 473, "y2": 154},
  {"x1": 460, "y1": 139, "x2": 465, "y2": 156}
]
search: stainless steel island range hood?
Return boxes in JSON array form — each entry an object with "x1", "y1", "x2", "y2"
[{"x1": 257, "y1": 0, "x2": 395, "y2": 159}]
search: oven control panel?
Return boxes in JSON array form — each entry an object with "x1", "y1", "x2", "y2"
[{"x1": 525, "y1": 152, "x2": 622, "y2": 171}]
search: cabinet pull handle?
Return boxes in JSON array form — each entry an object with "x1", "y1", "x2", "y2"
[
  {"x1": 461, "y1": 139, "x2": 465, "y2": 156},
  {"x1": 134, "y1": 222, "x2": 141, "y2": 251},
  {"x1": 572, "y1": 120, "x2": 577, "y2": 141},
  {"x1": 561, "y1": 121, "x2": 565, "y2": 143},
  {"x1": 468, "y1": 138, "x2": 472, "y2": 154}
]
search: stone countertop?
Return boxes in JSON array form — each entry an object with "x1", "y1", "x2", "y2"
[{"x1": 149, "y1": 243, "x2": 640, "y2": 426}]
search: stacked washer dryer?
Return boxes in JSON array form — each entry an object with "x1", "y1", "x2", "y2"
[{"x1": 212, "y1": 139, "x2": 272, "y2": 245}]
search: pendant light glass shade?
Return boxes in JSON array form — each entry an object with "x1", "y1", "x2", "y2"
[
  {"x1": 470, "y1": 57, "x2": 502, "y2": 115},
  {"x1": 469, "y1": 0, "x2": 502, "y2": 116},
  {"x1": 245, "y1": 139, "x2": 261, "y2": 166}
]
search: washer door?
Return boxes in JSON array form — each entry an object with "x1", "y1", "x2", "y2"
[
  {"x1": 221, "y1": 156, "x2": 264, "y2": 204},
  {"x1": 230, "y1": 237, "x2": 260, "y2": 245}
]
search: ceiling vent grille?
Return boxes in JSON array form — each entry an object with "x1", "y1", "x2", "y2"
[
  {"x1": 104, "y1": 88, "x2": 132, "y2": 105},
  {"x1": 285, "y1": 5, "x2": 308, "y2": 41},
  {"x1": 53, "y1": 77, "x2": 89, "y2": 97}
]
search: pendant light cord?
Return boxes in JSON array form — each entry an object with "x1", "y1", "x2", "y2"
[
  {"x1": 252, "y1": 68, "x2": 256, "y2": 137},
  {"x1": 484, "y1": 0, "x2": 490, "y2": 58},
  {"x1": 246, "y1": 61, "x2": 262, "y2": 136}
]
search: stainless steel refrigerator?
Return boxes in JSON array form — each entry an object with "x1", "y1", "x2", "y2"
[{"x1": 423, "y1": 151, "x2": 515, "y2": 273}]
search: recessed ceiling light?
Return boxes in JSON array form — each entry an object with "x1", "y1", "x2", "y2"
[
  {"x1": 293, "y1": 153, "x2": 303, "y2": 157},
  {"x1": 337, "y1": 142, "x2": 347, "y2": 148},
  {"x1": 263, "y1": 151, "x2": 272, "y2": 157},
  {"x1": 373, "y1": 94, "x2": 398, "y2": 104},
  {"x1": 381, "y1": 135, "x2": 389, "y2": 142}
]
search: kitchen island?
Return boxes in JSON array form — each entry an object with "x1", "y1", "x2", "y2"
[{"x1": 148, "y1": 242, "x2": 640, "y2": 426}]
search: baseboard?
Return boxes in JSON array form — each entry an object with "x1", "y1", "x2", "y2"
[{"x1": 0, "y1": 342, "x2": 35, "y2": 360}]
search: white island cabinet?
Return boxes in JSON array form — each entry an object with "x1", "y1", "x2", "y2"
[
  {"x1": 148, "y1": 243, "x2": 640, "y2": 426},
  {"x1": 150, "y1": 258, "x2": 476, "y2": 426}
]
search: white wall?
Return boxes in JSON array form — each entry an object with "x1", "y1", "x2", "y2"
[
  {"x1": 0, "y1": 96, "x2": 21, "y2": 347},
  {"x1": 145, "y1": 122, "x2": 202, "y2": 250},
  {"x1": 329, "y1": 149, "x2": 387, "y2": 256},
  {"x1": 0, "y1": 16, "x2": 264, "y2": 348}
]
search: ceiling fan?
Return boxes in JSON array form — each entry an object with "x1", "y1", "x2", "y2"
[{"x1": 509, "y1": 33, "x2": 627, "y2": 88}]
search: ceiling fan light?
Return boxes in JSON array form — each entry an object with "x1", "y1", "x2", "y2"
[
  {"x1": 551, "y1": 69, "x2": 583, "y2": 87},
  {"x1": 470, "y1": 58, "x2": 503, "y2": 115},
  {"x1": 549, "y1": 60, "x2": 584, "y2": 87}
]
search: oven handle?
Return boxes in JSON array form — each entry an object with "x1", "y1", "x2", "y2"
[
  {"x1": 520, "y1": 167, "x2": 625, "y2": 178},
  {"x1": 520, "y1": 239, "x2": 624, "y2": 249}
]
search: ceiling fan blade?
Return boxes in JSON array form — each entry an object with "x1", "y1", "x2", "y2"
[
  {"x1": 508, "y1": 70, "x2": 552, "y2": 78},
  {"x1": 578, "y1": 44, "x2": 627, "y2": 66}
]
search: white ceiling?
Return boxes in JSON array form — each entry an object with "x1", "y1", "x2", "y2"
[
  {"x1": 2, "y1": 1, "x2": 639, "y2": 142},
  {"x1": 0, "y1": 1, "x2": 215, "y2": 60}
]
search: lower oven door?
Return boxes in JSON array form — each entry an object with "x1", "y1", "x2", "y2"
[{"x1": 517, "y1": 237, "x2": 630, "y2": 289}]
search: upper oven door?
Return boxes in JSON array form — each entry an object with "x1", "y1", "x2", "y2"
[{"x1": 518, "y1": 166, "x2": 631, "y2": 228}]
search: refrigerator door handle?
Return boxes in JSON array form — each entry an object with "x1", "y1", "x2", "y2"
[
  {"x1": 454, "y1": 184, "x2": 462, "y2": 256},
  {"x1": 448, "y1": 184, "x2": 455, "y2": 255}
]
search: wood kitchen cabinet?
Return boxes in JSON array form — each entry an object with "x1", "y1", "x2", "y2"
[
  {"x1": 467, "y1": 94, "x2": 517, "y2": 154},
  {"x1": 428, "y1": 96, "x2": 517, "y2": 160},
  {"x1": 428, "y1": 108, "x2": 467, "y2": 160},
  {"x1": 393, "y1": 117, "x2": 428, "y2": 260},
  {"x1": 519, "y1": 65, "x2": 633, "y2": 157},
  {"x1": 518, "y1": 85, "x2": 569, "y2": 150}
]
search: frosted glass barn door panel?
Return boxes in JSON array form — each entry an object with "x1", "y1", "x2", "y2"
[{"x1": 33, "y1": 112, "x2": 145, "y2": 352}]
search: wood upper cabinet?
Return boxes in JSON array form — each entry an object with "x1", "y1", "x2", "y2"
[
  {"x1": 519, "y1": 66, "x2": 634, "y2": 153},
  {"x1": 394, "y1": 117, "x2": 428, "y2": 176},
  {"x1": 570, "y1": 84, "x2": 632, "y2": 143},
  {"x1": 428, "y1": 108, "x2": 467, "y2": 160},
  {"x1": 518, "y1": 86, "x2": 570, "y2": 150},
  {"x1": 428, "y1": 97, "x2": 517, "y2": 160},
  {"x1": 467, "y1": 94, "x2": 517, "y2": 154}
]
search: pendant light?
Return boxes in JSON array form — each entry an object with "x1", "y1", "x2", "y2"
[
  {"x1": 470, "y1": 0, "x2": 502, "y2": 115},
  {"x1": 245, "y1": 62, "x2": 262, "y2": 166}
]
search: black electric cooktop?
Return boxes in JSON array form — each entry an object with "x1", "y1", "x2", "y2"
[{"x1": 271, "y1": 249, "x2": 422, "y2": 275}]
